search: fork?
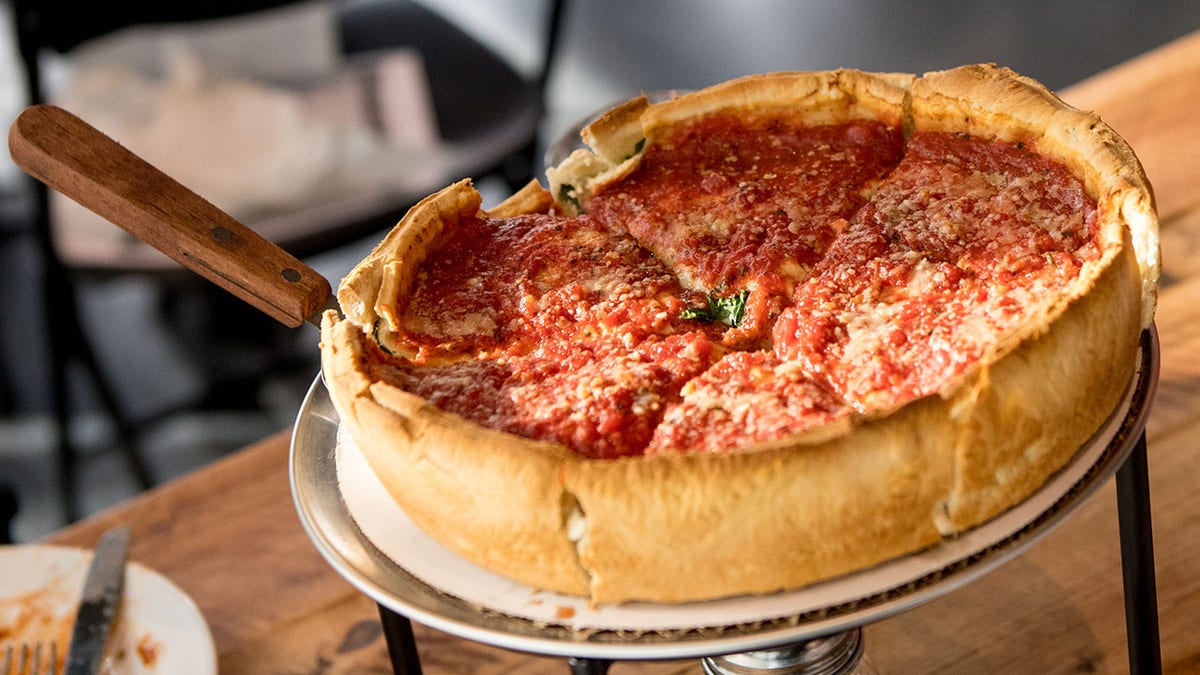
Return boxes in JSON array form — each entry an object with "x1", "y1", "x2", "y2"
[{"x1": 1, "y1": 643, "x2": 58, "y2": 675}]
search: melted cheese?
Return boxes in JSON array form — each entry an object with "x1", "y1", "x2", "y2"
[{"x1": 378, "y1": 127, "x2": 1102, "y2": 457}]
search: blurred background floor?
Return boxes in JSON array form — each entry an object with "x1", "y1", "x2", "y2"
[{"x1": 3, "y1": 0, "x2": 1199, "y2": 543}]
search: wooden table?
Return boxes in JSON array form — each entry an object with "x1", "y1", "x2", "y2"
[{"x1": 46, "y1": 32, "x2": 1200, "y2": 674}]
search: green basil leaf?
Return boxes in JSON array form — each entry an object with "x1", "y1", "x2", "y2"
[{"x1": 680, "y1": 289, "x2": 750, "y2": 328}]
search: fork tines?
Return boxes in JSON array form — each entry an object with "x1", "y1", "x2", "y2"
[{"x1": 2, "y1": 642, "x2": 58, "y2": 675}]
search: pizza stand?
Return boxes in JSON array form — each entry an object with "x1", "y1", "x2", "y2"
[
  {"x1": 9, "y1": 105, "x2": 1164, "y2": 674},
  {"x1": 287, "y1": 327, "x2": 1162, "y2": 675}
]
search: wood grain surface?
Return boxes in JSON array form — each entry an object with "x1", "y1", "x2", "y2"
[{"x1": 46, "y1": 32, "x2": 1200, "y2": 674}]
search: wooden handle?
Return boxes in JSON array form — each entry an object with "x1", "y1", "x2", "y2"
[{"x1": 8, "y1": 104, "x2": 333, "y2": 328}]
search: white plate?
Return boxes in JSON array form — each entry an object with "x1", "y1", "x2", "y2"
[{"x1": 0, "y1": 545, "x2": 216, "y2": 674}]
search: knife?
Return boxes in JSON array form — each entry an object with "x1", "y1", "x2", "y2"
[
  {"x1": 64, "y1": 525, "x2": 131, "y2": 675},
  {"x1": 7, "y1": 105, "x2": 336, "y2": 329}
]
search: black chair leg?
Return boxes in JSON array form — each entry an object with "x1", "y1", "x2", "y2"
[
  {"x1": 36, "y1": 180, "x2": 154, "y2": 523},
  {"x1": 68, "y1": 297, "x2": 156, "y2": 492},
  {"x1": 0, "y1": 483, "x2": 17, "y2": 544},
  {"x1": 44, "y1": 276, "x2": 156, "y2": 523}
]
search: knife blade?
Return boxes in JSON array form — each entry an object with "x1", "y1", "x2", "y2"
[{"x1": 64, "y1": 525, "x2": 131, "y2": 675}]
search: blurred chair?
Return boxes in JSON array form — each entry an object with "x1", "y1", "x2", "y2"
[
  {"x1": 0, "y1": 482, "x2": 16, "y2": 544},
  {"x1": 8, "y1": 0, "x2": 566, "y2": 524}
]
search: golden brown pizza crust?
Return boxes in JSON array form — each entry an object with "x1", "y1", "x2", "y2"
[
  {"x1": 547, "y1": 70, "x2": 913, "y2": 217},
  {"x1": 545, "y1": 98, "x2": 647, "y2": 217},
  {"x1": 913, "y1": 64, "x2": 1158, "y2": 328},
  {"x1": 321, "y1": 313, "x2": 591, "y2": 596},
  {"x1": 640, "y1": 69, "x2": 911, "y2": 135},
  {"x1": 938, "y1": 231, "x2": 1141, "y2": 531},
  {"x1": 321, "y1": 66, "x2": 1158, "y2": 604},
  {"x1": 562, "y1": 395, "x2": 954, "y2": 602},
  {"x1": 580, "y1": 95, "x2": 651, "y2": 166},
  {"x1": 485, "y1": 178, "x2": 554, "y2": 218},
  {"x1": 337, "y1": 179, "x2": 482, "y2": 331}
]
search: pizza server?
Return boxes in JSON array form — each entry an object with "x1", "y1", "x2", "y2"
[{"x1": 8, "y1": 104, "x2": 339, "y2": 330}]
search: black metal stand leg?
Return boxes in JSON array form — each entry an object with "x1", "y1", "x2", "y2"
[
  {"x1": 568, "y1": 657, "x2": 612, "y2": 674},
  {"x1": 378, "y1": 604, "x2": 423, "y2": 675},
  {"x1": 1115, "y1": 432, "x2": 1162, "y2": 675}
]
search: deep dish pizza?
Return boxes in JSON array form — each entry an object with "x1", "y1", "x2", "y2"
[{"x1": 320, "y1": 65, "x2": 1159, "y2": 604}]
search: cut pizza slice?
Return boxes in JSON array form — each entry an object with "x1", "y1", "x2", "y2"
[
  {"x1": 553, "y1": 71, "x2": 912, "y2": 348},
  {"x1": 646, "y1": 350, "x2": 852, "y2": 454},
  {"x1": 341, "y1": 180, "x2": 705, "y2": 363},
  {"x1": 773, "y1": 128, "x2": 1108, "y2": 413}
]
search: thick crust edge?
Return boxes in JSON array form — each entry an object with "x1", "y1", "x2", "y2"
[
  {"x1": 337, "y1": 179, "x2": 482, "y2": 330},
  {"x1": 320, "y1": 312, "x2": 592, "y2": 596}
]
